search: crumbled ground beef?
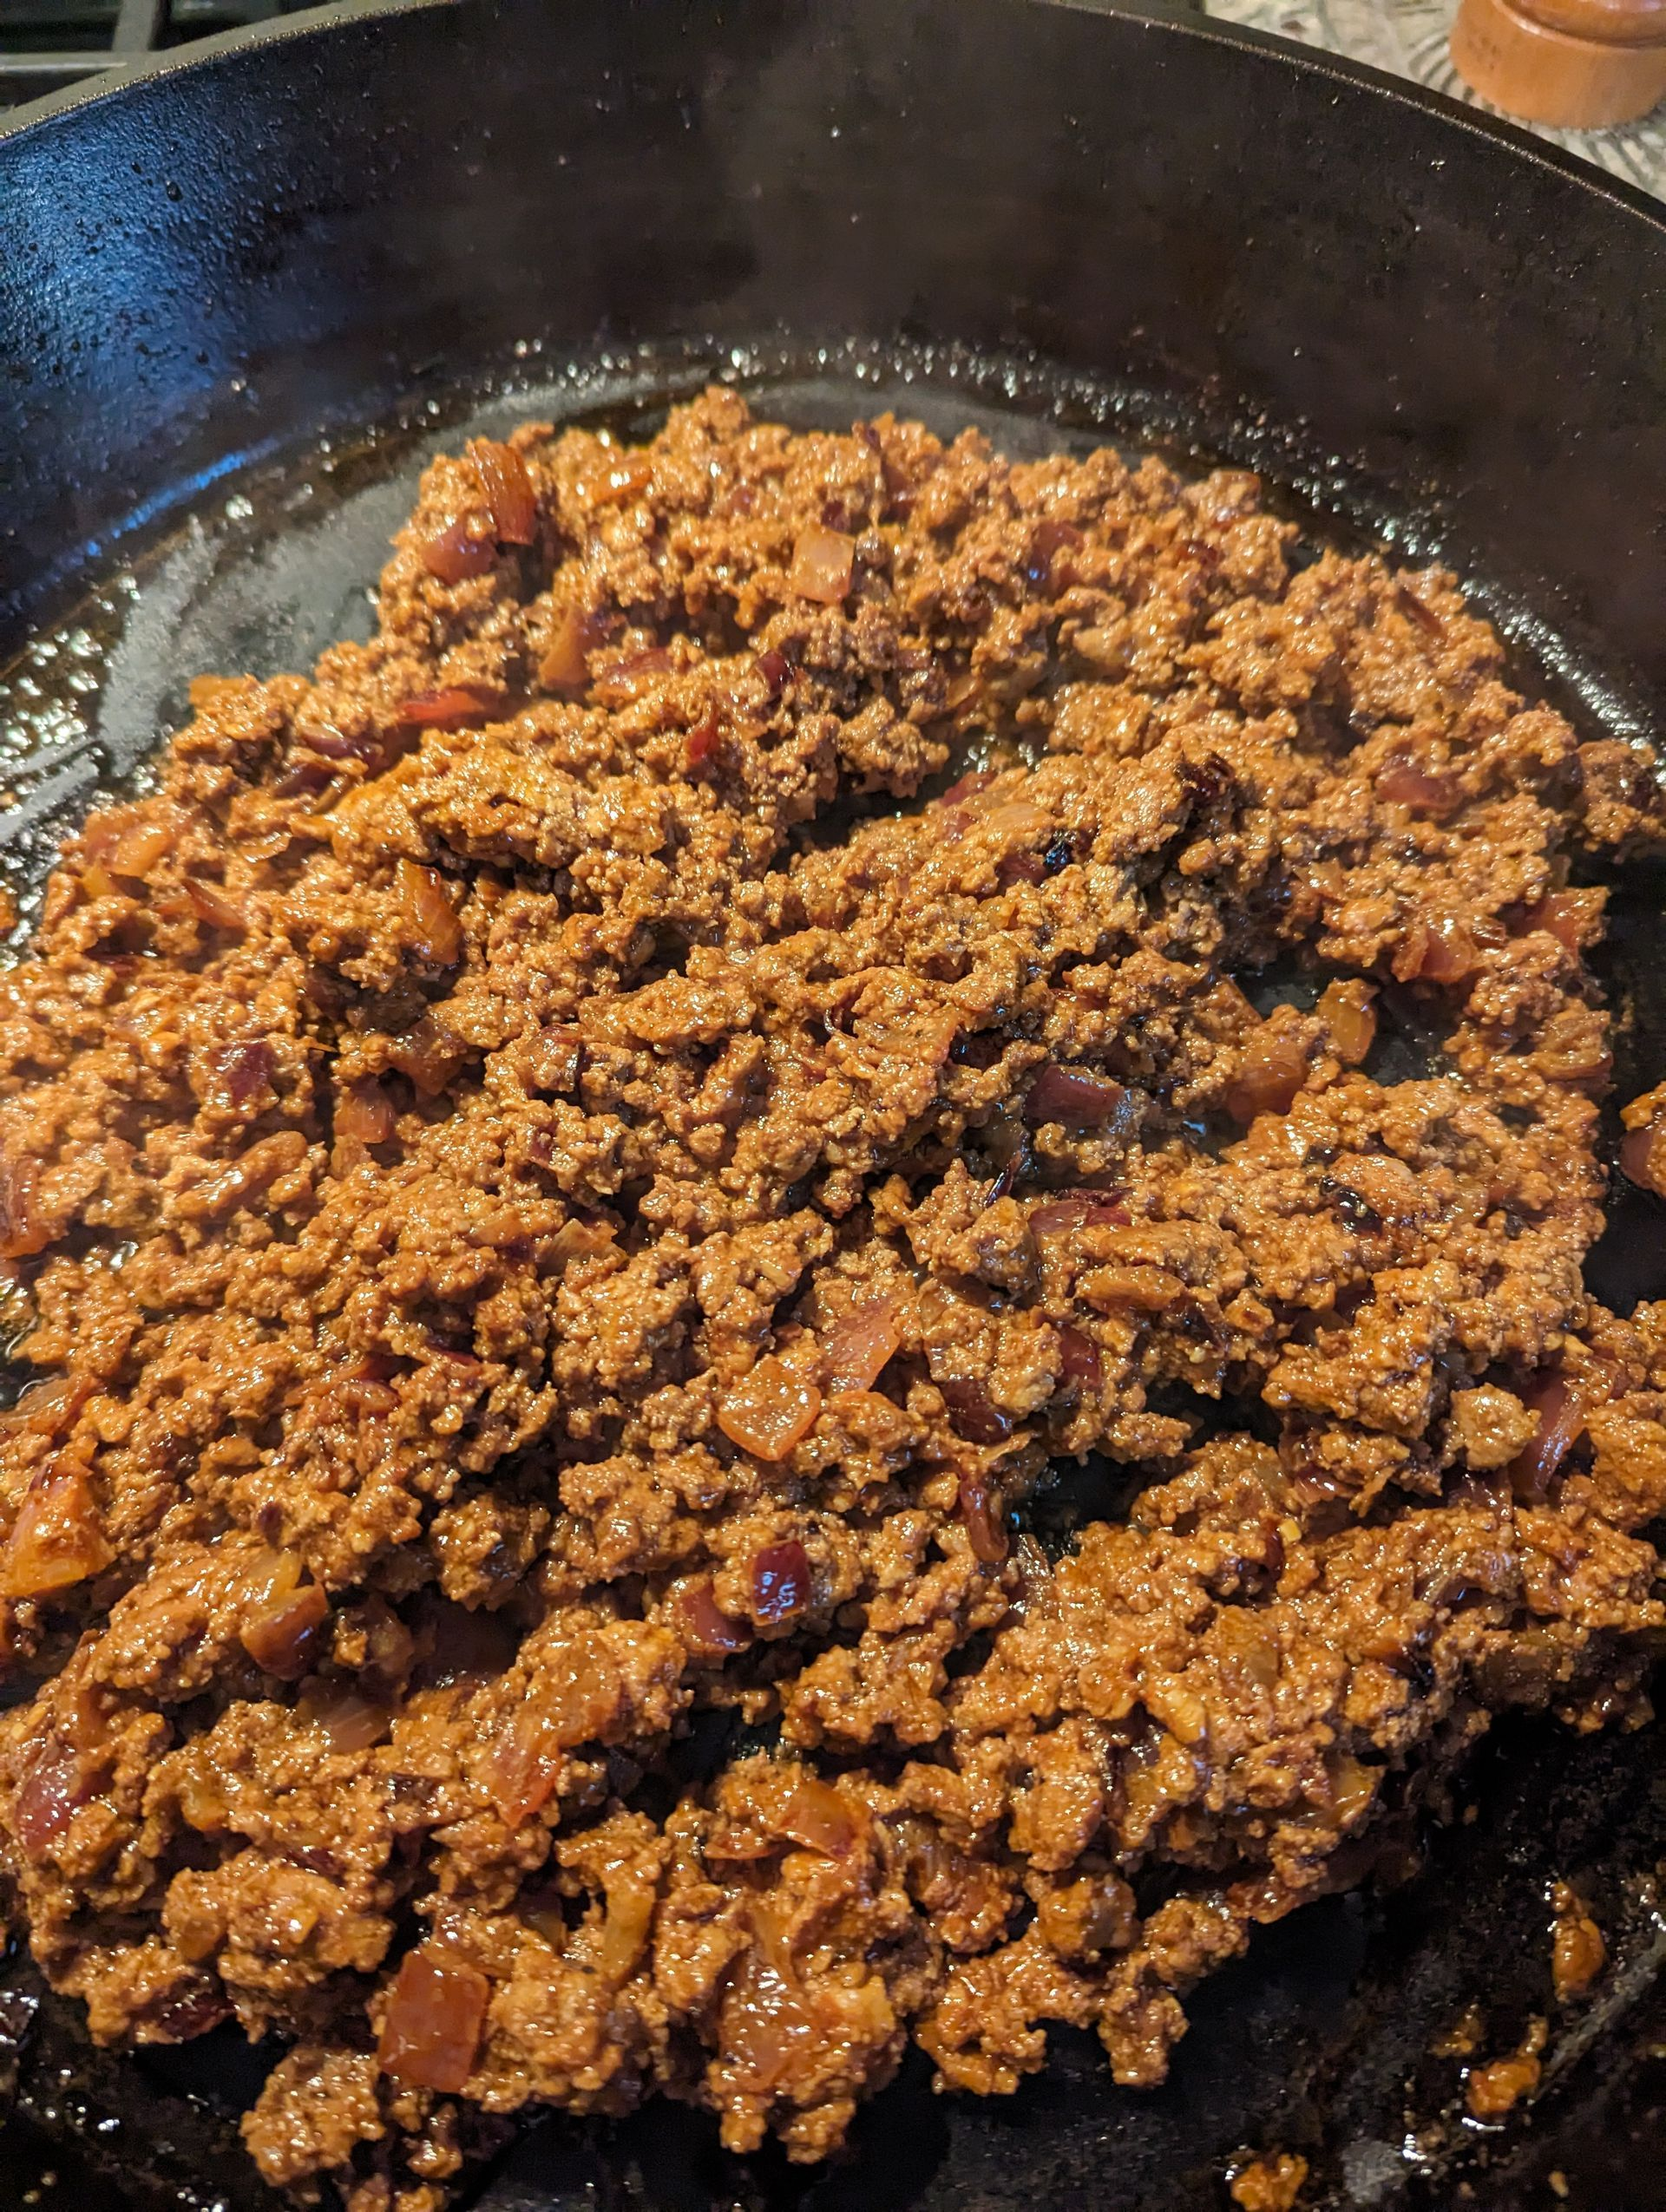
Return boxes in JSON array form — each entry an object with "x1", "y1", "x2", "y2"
[{"x1": 0, "y1": 390, "x2": 1663, "y2": 2209}]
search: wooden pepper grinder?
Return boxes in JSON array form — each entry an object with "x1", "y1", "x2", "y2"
[{"x1": 1451, "y1": 0, "x2": 1666, "y2": 125}]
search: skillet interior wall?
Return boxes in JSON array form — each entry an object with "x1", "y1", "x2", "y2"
[{"x1": 0, "y1": 0, "x2": 1663, "y2": 733}]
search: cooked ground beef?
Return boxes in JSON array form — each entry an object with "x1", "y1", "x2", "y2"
[{"x1": 0, "y1": 390, "x2": 1663, "y2": 2209}]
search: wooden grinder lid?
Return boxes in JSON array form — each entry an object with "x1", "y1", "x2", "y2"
[{"x1": 1451, "y1": 0, "x2": 1666, "y2": 125}]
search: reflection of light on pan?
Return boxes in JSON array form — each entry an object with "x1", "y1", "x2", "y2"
[{"x1": 0, "y1": 758, "x2": 97, "y2": 848}]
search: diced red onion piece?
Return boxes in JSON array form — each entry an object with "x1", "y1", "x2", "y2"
[
  {"x1": 241, "y1": 1580, "x2": 329, "y2": 1679},
  {"x1": 1506, "y1": 1373, "x2": 1587, "y2": 1499},
  {"x1": 0, "y1": 1157, "x2": 49, "y2": 1260},
  {"x1": 183, "y1": 877, "x2": 246, "y2": 933},
  {"x1": 485, "y1": 1709, "x2": 563, "y2": 1826},
  {"x1": 1025, "y1": 1065, "x2": 1126, "y2": 1128},
  {"x1": 1377, "y1": 758, "x2": 1461, "y2": 815},
  {"x1": 717, "y1": 1358, "x2": 823, "y2": 1461},
  {"x1": 596, "y1": 647, "x2": 672, "y2": 690},
  {"x1": 1528, "y1": 892, "x2": 1591, "y2": 954},
  {"x1": 0, "y1": 1471, "x2": 112, "y2": 1599},
  {"x1": 468, "y1": 438, "x2": 537, "y2": 545},
  {"x1": 14, "y1": 1734, "x2": 95, "y2": 1860},
  {"x1": 1622, "y1": 1121, "x2": 1666, "y2": 1197},
  {"x1": 1394, "y1": 582, "x2": 1445, "y2": 636},
  {"x1": 940, "y1": 769, "x2": 999, "y2": 808},
  {"x1": 377, "y1": 1947, "x2": 489, "y2": 2092},
  {"x1": 296, "y1": 1681, "x2": 390, "y2": 1755},
  {"x1": 210, "y1": 1039, "x2": 275, "y2": 1109},
  {"x1": 958, "y1": 1471, "x2": 1009, "y2": 1564},
  {"x1": 751, "y1": 1540, "x2": 812, "y2": 1626},
  {"x1": 819, "y1": 1299, "x2": 901, "y2": 1395},
  {"x1": 1026, "y1": 519, "x2": 1084, "y2": 586},
  {"x1": 788, "y1": 527, "x2": 855, "y2": 605},
  {"x1": 778, "y1": 1775, "x2": 861, "y2": 1857},
  {"x1": 939, "y1": 1377, "x2": 1012, "y2": 1445},
  {"x1": 393, "y1": 859, "x2": 463, "y2": 968},
  {"x1": 675, "y1": 1577, "x2": 751, "y2": 1658},
  {"x1": 685, "y1": 711, "x2": 721, "y2": 772},
  {"x1": 0, "y1": 1372, "x2": 95, "y2": 1440},
  {"x1": 395, "y1": 686, "x2": 501, "y2": 730},
  {"x1": 1316, "y1": 979, "x2": 1377, "y2": 1066},
  {"x1": 538, "y1": 606, "x2": 598, "y2": 693},
  {"x1": 1223, "y1": 1036, "x2": 1309, "y2": 1124},
  {"x1": 337, "y1": 1077, "x2": 397, "y2": 1146},
  {"x1": 724, "y1": 1909, "x2": 817, "y2": 2091},
  {"x1": 1029, "y1": 1191, "x2": 1129, "y2": 1236},
  {"x1": 1398, "y1": 914, "x2": 1479, "y2": 984},
  {"x1": 418, "y1": 514, "x2": 498, "y2": 585},
  {"x1": 1058, "y1": 1325, "x2": 1103, "y2": 1391}
]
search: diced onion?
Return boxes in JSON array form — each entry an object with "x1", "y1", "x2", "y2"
[
  {"x1": 1026, "y1": 519, "x2": 1083, "y2": 587},
  {"x1": 939, "y1": 1377, "x2": 1012, "y2": 1446},
  {"x1": 1525, "y1": 891, "x2": 1591, "y2": 952},
  {"x1": 13, "y1": 1733, "x2": 94, "y2": 1861},
  {"x1": 0, "y1": 1156, "x2": 49, "y2": 1260},
  {"x1": 1029, "y1": 1191, "x2": 1129, "y2": 1236},
  {"x1": 182, "y1": 877, "x2": 246, "y2": 933},
  {"x1": 418, "y1": 514, "x2": 497, "y2": 585},
  {"x1": 377, "y1": 1946, "x2": 489, "y2": 2092},
  {"x1": 1058, "y1": 1325, "x2": 1103, "y2": 1391},
  {"x1": 337, "y1": 1076, "x2": 397, "y2": 1147},
  {"x1": 674, "y1": 1578, "x2": 751, "y2": 1659},
  {"x1": 685, "y1": 710, "x2": 721, "y2": 772},
  {"x1": 750, "y1": 1540, "x2": 812, "y2": 1626},
  {"x1": 1317, "y1": 978, "x2": 1377, "y2": 1066},
  {"x1": 723, "y1": 1908, "x2": 817, "y2": 2092},
  {"x1": 1395, "y1": 913, "x2": 1479, "y2": 984},
  {"x1": 788, "y1": 527, "x2": 855, "y2": 605},
  {"x1": 958, "y1": 1471, "x2": 1009, "y2": 1564},
  {"x1": 0, "y1": 1372, "x2": 95, "y2": 1441},
  {"x1": 395, "y1": 685, "x2": 502, "y2": 730},
  {"x1": 209, "y1": 1039, "x2": 275, "y2": 1109},
  {"x1": 717, "y1": 1358, "x2": 823, "y2": 1461},
  {"x1": 1025, "y1": 1065, "x2": 1126, "y2": 1128},
  {"x1": 779, "y1": 1774, "x2": 862, "y2": 1857},
  {"x1": 295, "y1": 1680, "x2": 390, "y2": 1755},
  {"x1": 467, "y1": 438, "x2": 537, "y2": 545},
  {"x1": 599, "y1": 1881, "x2": 656, "y2": 1982},
  {"x1": 485, "y1": 1710, "x2": 563, "y2": 1827},
  {"x1": 241, "y1": 1563, "x2": 329, "y2": 1680},
  {"x1": 1224, "y1": 1035, "x2": 1309, "y2": 1123},
  {"x1": 1377, "y1": 758, "x2": 1461, "y2": 815},
  {"x1": 538, "y1": 606, "x2": 600, "y2": 693},
  {"x1": 1506, "y1": 1372, "x2": 1587, "y2": 1499},
  {"x1": 387, "y1": 1016, "x2": 467, "y2": 1097},
  {"x1": 0, "y1": 1470, "x2": 113, "y2": 1599},
  {"x1": 393, "y1": 859, "x2": 463, "y2": 969},
  {"x1": 819, "y1": 1299, "x2": 901, "y2": 1395}
]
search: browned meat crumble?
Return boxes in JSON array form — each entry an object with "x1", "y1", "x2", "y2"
[{"x1": 0, "y1": 390, "x2": 1663, "y2": 2208}]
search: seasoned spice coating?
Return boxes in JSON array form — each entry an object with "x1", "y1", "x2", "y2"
[{"x1": 0, "y1": 392, "x2": 1663, "y2": 2208}]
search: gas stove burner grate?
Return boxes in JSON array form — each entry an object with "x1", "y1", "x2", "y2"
[{"x1": 0, "y1": 0, "x2": 318, "y2": 108}]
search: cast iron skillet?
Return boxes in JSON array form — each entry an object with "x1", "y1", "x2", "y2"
[{"x1": 2, "y1": 3, "x2": 1666, "y2": 2206}]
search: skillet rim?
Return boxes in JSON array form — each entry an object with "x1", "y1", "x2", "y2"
[{"x1": 0, "y1": 0, "x2": 1662, "y2": 243}]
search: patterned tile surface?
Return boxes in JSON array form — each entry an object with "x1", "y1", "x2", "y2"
[{"x1": 1208, "y1": 0, "x2": 1666, "y2": 196}]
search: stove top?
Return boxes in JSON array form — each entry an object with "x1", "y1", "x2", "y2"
[{"x1": 0, "y1": 0, "x2": 318, "y2": 108}]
